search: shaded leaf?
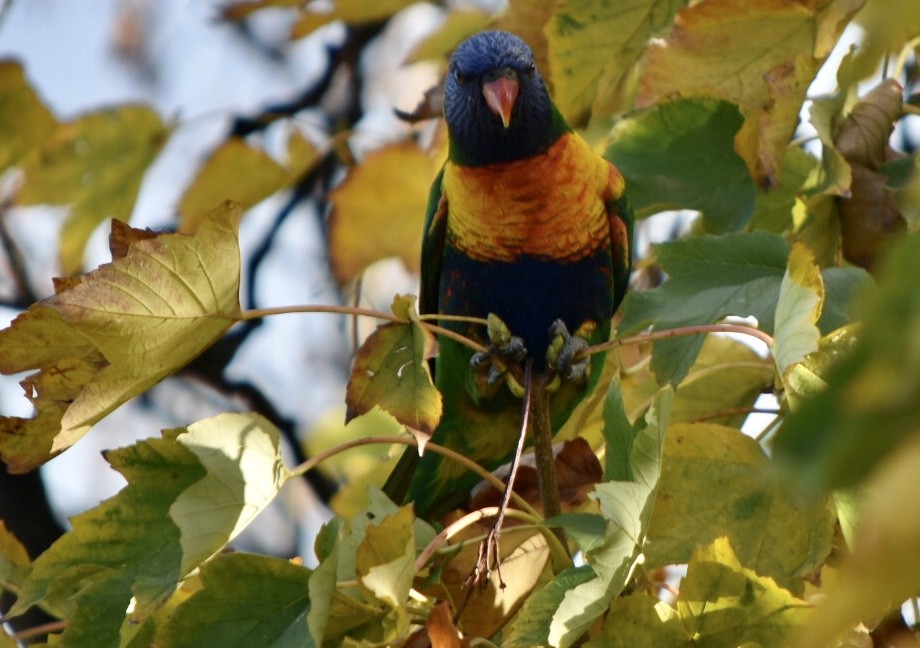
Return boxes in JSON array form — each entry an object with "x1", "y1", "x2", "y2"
[
  {"x1": 619, "y1": 231, "x2": 789, "y2": 385},
  {"x1": 606, "y1": 98, "x2": 756, "y2": 232},
  {"x1": 749, "y1": 146, "x2": 819, "y2": 233},
  {"x1": 170, "y1": 413, "x2": 291, "y2": 575},
  {"x1": 0, "y1": 203, "x2": 242, "y2": 472},
  {"x1": 590, "y1": 537, "x2": 813, "y2": 647},
  {"x1": 155, "y1": 553, "x2": 312, "y2": 648},
  {"x1": 17, "y1": 105, "x2": 168, "y2": 274},
  {"x1": 546, "y1": 0, "x2": 686, "y2": 124},
  {"x1": 0, "y1": 521, "x2": 30, "y2": 592},
  {"x1": 638, "y1": 0, "x2": 865, "y2": 186},
  {"x1": 834, "y1": 79, "x2": 902, "y2": 169},
  {"x1": 427, "y1": 600, "x2": 470, "y2": 648},
  {"x1": 328, "y1": 141, "x2": 438, "y2": 284},
  {"x1": 0, "y1": 60, "x2": 57, "y2": 174},
  {"x1": 346, "y1": 295, "x2": 441, "y2": 446},
  {"x1": 646, "y1": 423, "x2": 834, "y2": 593},
  {"x1": 839, "y1": 163, "x2": 905, "y2": 270},
  {"x1": 774, "y1": 231, "x2": 920, "y2": 491}
]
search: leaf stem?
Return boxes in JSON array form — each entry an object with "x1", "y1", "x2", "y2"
[
  {"x1": 237, "y1": 303, "x2": 401, "y2": 323},
  {"x1": 583, "y1": 322, "x2": 774, "y2": 360},
  {"x1": 414, "y1": 506, "x2": 570, "y2": 574},
  {"x1": 288, "y1": 435, "x2": 539, "y2": 518}
]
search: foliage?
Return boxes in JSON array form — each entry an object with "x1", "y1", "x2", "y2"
[{"x1": 1, "y1": 0, "x2": 919, "y2": 646}]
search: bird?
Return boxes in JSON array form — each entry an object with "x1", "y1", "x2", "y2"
[{"x1": 383, "y1": 30, "x2": 632, "y2": 518}]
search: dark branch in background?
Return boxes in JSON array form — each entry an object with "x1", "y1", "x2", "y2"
[{"x1": 0, "y1": 198, "x2": 39, "y2": 309}]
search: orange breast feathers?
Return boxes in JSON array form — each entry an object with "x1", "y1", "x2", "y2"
[{"x1": 441, "y1": 132, "x2": 625, "y2": 263}]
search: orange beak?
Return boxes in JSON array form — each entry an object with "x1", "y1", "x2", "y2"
[{"x1": 482, "y1": 73, "x2": 519, "y2": 129}]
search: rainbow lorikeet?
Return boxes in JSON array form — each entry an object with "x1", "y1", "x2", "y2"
[{"x1": 384, "y1": 30, "x2": 632, "y2": 517}]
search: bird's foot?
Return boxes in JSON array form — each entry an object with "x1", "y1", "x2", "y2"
[
  {"x1": 546, "y1": 319, "x2": 595, "y2": 385},
  {"x1": 470, "y1": 314, "x2": 527, "y2": 398}
]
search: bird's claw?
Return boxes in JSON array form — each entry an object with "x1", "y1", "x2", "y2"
[
  {"x1": 469, "y1": 527, "x2": 505, "y2": 591},
  {"x1": 547, "y1": 319, "x2": 593, "y2": 384},
  {"x1": 470, "y1": 314, "x2": 527, "y2": 397}
]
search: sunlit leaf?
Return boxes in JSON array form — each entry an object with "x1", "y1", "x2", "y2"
[
  {"x1": 511, "y1": 387, "x2": 672, "y2": 648},
  {"x1": 793, "y1": 436, "x2": 920, "y2": 648},
  {"x1": 170, "y1": 413, "x2": 291, "y2": 575},
  {"x1": 546, "y1": 0, "x2": 686, "y2": 124},
  {"x1": 155, "y1": 553, "x2": 313, "y2": 648},
  {"x1": 356, "y1": 505, "x2": 415, "y2": 609},
  {"x1": 220, "y1": 0, "x2": 302, "y2": 21},
  {"x1": 9, "y1": 433, "x2": 206, "y2": 644},
  {"x1": 0, "y1": 60, "x2": 57, "y2": 174},
  {"x1": 606, "y1": 98, "x2": 756, "y2": 232},
  {"x1": 346, "y1": 295, "x2": 441, "y2": 446},
  {"x1": 17, "y1": 105, "x2": 168, "y2": 274},
  {"x1": 0, "y1": 202, "x2": 242, "y2": 472},
  {"x1": 638, "y1": 0, "x2": 865, "y2": 186},
  {"x1": 290, "y1": 0, "x2": 417, "y2": 38},
  {"x1": 849, "y1": 0, "x2": 920, "y2": 82},
  {"x1": 774, "y1": 243, "x2": 824, "y2": 400},
  {"x1": 774, "y1": 231, "x2": 920, "y2": 491},
  {"x1": 749, "y1": 146, "x2": 818, "y2": 233},
  {"x1": 406, "y1": 10, "x2": 492, "y2": 63},
  {"x1": 328, "y1": 142, "x2": 438, "y2": 284},
  {"x1": 646, "y1": 423, "x2": 834, "y2": 592},
  {"x1": 179, "y1": 137, "x2": 295, "y2": 232},
  {"x1": 589, "y1": 537, "x2": 813, "y2": 646}
]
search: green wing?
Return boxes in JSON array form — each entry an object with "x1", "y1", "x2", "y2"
[{"x1": 419, "y1": 166, "x2": 447, "y2": 317}]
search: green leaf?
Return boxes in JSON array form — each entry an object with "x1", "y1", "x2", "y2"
[
  {"x1": 170, "y1": 412, "x2": 291, "y2": 575},
  {"x1": 619, "y1": 231, "x2": 789, "y2": 385},
  {"x1": 773, "y1": 243, "x2": 824, "y2": 396},
  {"x1": 0, "y1": 60, "x2": 57, "y2": 174},
  {"x1": 590, "y1": 537, "x2": 812, "y2": 646},
  {"x1": 525, "y1": 387, "x2": 673, "y2": 648},
  {"x1": 503, "y1": 565, "x2": 596, "y2": 648},
  {"x1": 546, "y1": 0, "x2": 686, "y2": 124},
  {"x1": 17, "y1": 105, "x2": 168, "y2": 273},
  {"x1": 345, "y1": 295, "x2": 442, "y2": 446},
  {"x1": 748, "y1": 146, "x2": 818, "y2": 233},
  {"x1": 606, "y1": 98, "x2": 755, "y2": 232},
  {"x1": 155, "y1": 553, "x2": 312, "y2": 648},
  {"x1": 774, "y1": 231, "x2": 920, "y2": 491},
  {"x1": 0, "y1": 520, "x2": 30, "y2": 593},
  {"x1": 645, "y1": 423, "x2": 834, "y2": 593},
  {"x1": 0, "y1": 203, "x2": 242, "y2": 472},
  {"x1": 10, "y1": 433, "x2": 206, "y2": 644},
  {"x1": 601, "y1": 378, "x2": 636, "y2": 481}
]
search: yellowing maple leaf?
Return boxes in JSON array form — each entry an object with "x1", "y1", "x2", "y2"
[{"x1": 0, "y1": 202, "x2": 243, "y2": 473}]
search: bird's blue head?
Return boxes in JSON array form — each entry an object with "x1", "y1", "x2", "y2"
[{"x1": 444, "y1": 31, "x2": 556, "y2": 166}]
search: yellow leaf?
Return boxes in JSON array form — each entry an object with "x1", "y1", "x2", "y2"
[
  {"x1": 17, "y1": 105, "x2": 168, "y2": 274},
  {"x1": 328, "y1": 142, "x2": 439, "y2": 284},
  {"x1": 849, "y1": 0, "x2": 920, "y2": 82},
  {"x1": 345, "y1": 295, "x2": 441, "y2": 443},
  {"x1": 793, "y1": 434, "x2": 920, "y2": 648},
  {"x1": 546, "y1": 0, "x2": 681, "y2": 125},
  {"x1": 179, "y1": 138, "x2": 290, "y2": 232},
  {"x1": 0, "y1": 202, "x2": 243, "y2": 472},
  {"x1": 290, "y1": 0, "x2": 417, "y2": 38},
  {"x1": 774, "y1": 243, "x2": 825, "y2": 388},
  {"x1": 638, "y1": 0, "x2": 865, "y2": 186},
  {"x1": 406, "y1": 9, "x2": 493, "y2": 64},
  {"x1": 0, "y1": 61, "x2": 57, "y2": 174},
  {"x1": 495, "y1": 0, "x2": 558, "y2": 87}
]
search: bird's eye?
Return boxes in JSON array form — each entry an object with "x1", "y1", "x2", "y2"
[
  {"x1": 527, "y1": 62, "x2": 536, "y2": 75},
  {"x1": 453, "y1": 68, "x2": 470, "y2": 84}
]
